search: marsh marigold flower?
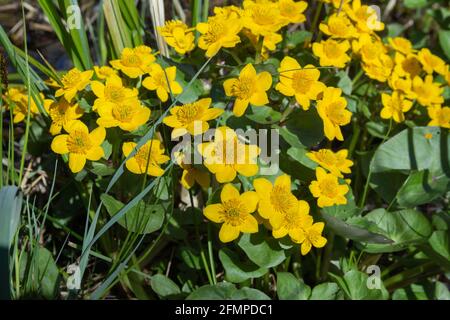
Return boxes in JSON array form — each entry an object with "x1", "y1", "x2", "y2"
[
  {"x1": 296, "y1": 220, "x2": 327, "y2": 255},
  {"x1": 276, "y1": 56, "x2": 326, "y2": 110},
  {"x1": 94, "y1": 66, "x2": 118, "y2": 80},
  {"x1": 388, "y1": 37, "x2": 414, "y2": 56},
  {"x1": 253, "y1": 174, "x2": 299, "y2": 229},
  {"x1": 163, "y1": 98, "x2": 223, "y2": 138},
  {"x1": 198, "y1": 126, "x2": 260, "y2": 183},
  {"x1": 380, "y1": 91, "x2": 413, "y2": 123},
  {"x1": 4, "y1": 87, "x2": 39, "y2": 123},
  {"x1": 91, "y1": 75, "x2": 138, "y2": 111},
  {"x1": 312, "y1": 39, "x2": 351, "y2": 68},
  {"x1": 412, "y1": 75, "x2": 444, "y2": 108},
  {"x1": 223, "y1": 64, "x2": 272, "y2": 117},
  {"x1": 394, "y1": 53, "x2": 422, "y2": 79},
  {"x1": 142, "y1": 64, "x2": 183, "y2": 102},
  {"x1": 96, "y1": 99, "x2": 151, "y2": 132},
  {"x1": 317, "y1": 87, "x2": 352, "y2": 141},
  {"x1": 51, "y1": 121, "x2": 105, "y2": 173},
  {"x1": 307, "y1": 149, "x2": 353, "y2": 178},
  {"x1": 122, "y1": 140, "x2": 170, "y2": 177},
  {"x1": 319, "y1": 14, "x2": 357, "y2": 39},
  {"x1": 242, "y1": 0, "x2": 285, "y2": 36},
  {"x1": 309, "y1": 167, "x2": 349, "y2": 208},
  {"x1": 158, "y1": 20, "x2": 195, "y2": 55},
  {"x1": 203, "y1": 183, "x2": 259, "y2": 243},
  {"x1": 345, "y1": 0, "x2": 384, "y2": 33},
  {"x1": 418, "y1": 48, "x2": 447, "y2": 75},
  {"x1": 278, "y1": 0, "x2": 307, "y2": 24},
  {"x1": 55, "y1": 68, "x2": 93, "y2": 102},
  {"x1": 271, "y1": 201, "x2": 311, "y2": 243},
  {"x1": 428, "y1": 106, "x2": 450, "y2": 128},
  {"x1": 174, "y1": 152, "x2": 210, "y2": 190},
  {"x1": 110, "y1": 46, "x2": 155, "y2": 78},
  {"x1": 197, "y1": 15, "x2": 242, "y2": 57},
  {"x1": 44, "y1": 98, "x2": 83, "y2": 135}
]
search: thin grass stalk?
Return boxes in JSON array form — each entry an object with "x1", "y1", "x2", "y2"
[{"x1": 149, "y1": 0, "x2": 169, "y2": 58}]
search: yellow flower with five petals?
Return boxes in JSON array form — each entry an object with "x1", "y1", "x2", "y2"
[
  {"x1": 312, "y1": 39, "x2": 351, "y2": 68},
  {"x1": 122, "y1": 140, "x2": 170, "y2": 177},
  {"x1": 91, "y1": 75, "x2": 138, "y2": 111},
  {"x1": 203, "y1": 183, "x2": 259, "y2": 243},
  {"x1": 96, "y1": 99, "x2": 151, "y2": 132},
  {"x1": 55, "y1": 68, "x2": 93, "y2": 102},
  {"x1": 296, "y1": 220, "x2": 327, "y2": 255},
  {"x1": 110, "y1": 46, "x2": 155, "y2": 78},
  {"x1": 381, "y1": 91, "x2": 413, "y2": 123},
  {"x1": 306, "y1": 149, "x2": 353, "y2": 178},
  {"x1": 142, "y1": 64, "x2": 183, "y2": 102},
  {"x1": 309, "y1": 167, "x2": 349, "y2": 208},
  {"x1": 44, "y1": 98, "x2": 83, "y2": 135}
]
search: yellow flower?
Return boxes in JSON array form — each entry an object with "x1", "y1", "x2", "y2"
[
  {"x1": 362, "y1": 55, "x2": 393, "y2": 83},
  {"x1": 242, "y1": 0, "x2": 285, "y2": 36},
  {"x1": 142, "y1": 64, "x2": 183, "y2": 102},
  {"x1": 44, "y1": 98, "x2": 83, "y2": 135},
  {"x1": 394, "y1": 53, "x2": 422, "y2": 79},
  {"x1": 306, "y1": 149, "x2": 353, "y2": 178},
  {"x1": 158, "y1": 20, "x2": 195, "y2": 55},
  {"x1": 163, "y1": 98, "x2": 223, "y2": 137},
  {"x1": 278, "y1": 0, "x2": 307, "y2": 24},
  {"x1": 312, "y1": 39, "x2": 351, "y2": 68},
  {"x1": 321, "y1": 0, "x2": 351, "y2": 8},
  {"x1": 388, "y1": 37, "x2": 414, "y2": 55},
  {"x1": 412, "y1": 75, "x2": 444, "y2": 108},
  {"x1": 296, "y1": 220, "x2": 327, "y2": 255},
  {"x1": 96, "y1": 99, "x2": 150, "y2": 132},
  {"x1": 55, "y1": 68, "x2": 93, "y2": 102},
  {"x1": 271, "y1": 201, "x2": 311, "y2": 242},
  {"x1": 177, "y1": 156, "x2": 210, "y2": 190},
  {"x1": 381, "y1": 91, "x2": 413, "y2": 123},
  {"x1": 223, "y1": 63, "x2": 272, "y2": 117},
  {"x1": 354, "y1": 34, "x2": 387, "y2": 63},
  {"x1": 197, "y1": 15, "x2": 242, "y2": 57},
  {"x1": 428, "y1": 106, "x2": 450, "y2": 128},
  {"x1": 276, "y1": 56, "x2": 326, "y2": 110},
  {"x1": 319, "y1": 13, "x2": 357, "y2": 39},
  {"x1": 203, "y1": 183, "x2": 259, "y2": 243},
  {"x1": 198, "y1": 126, "x2": 260, "y2": 183},
  {"x1": 122, "y1": 140, "x2": 170, "y2": 176},
  {"x1": 51, "y1": 121, "x2": 105, "y2": 173},
  {"x1": 110, "y1": 46, "x2": 155, "y2": 78},
  {"x1": 93, "y1": 66, "x2": 118, "y2": 80},
  {"x1": 253, "y1": 174, "x2": 298, "y2": 229},
  {"x1": 388, "y1": 73, "x2": 416, "y2": 99},
  {"x1": 213, "y1": 5, "x2": 243, "y2": 19},
  {"x1": 262, "y1": 32, "x2": 283, "y2": 58},
  {"x1": 418, "y1": 48, "x2": 447, "y2": 75},
  {"x1": 309, "y1": 167, "x2": 349, "y2": 208},
  {"x1": 345, "y1": 0, "x2": 384, "y2": 33},
  {"x1": 91, "y1": 75, "x2": 138, "y2": 111},
  {"x1": 4, "y1": 87, "x2": 39, "y2": 123},
  {"x1": 316, "y1": 87, "x2": 352, "y2": 141}
]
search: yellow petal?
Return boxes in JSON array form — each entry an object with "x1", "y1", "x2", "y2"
[
  {"x1": 122, "y1": 142, "x2": 136, "y2": 157},
  {"x1": 253, "y1": 178, "x2": 273, "y2": 197},
  {"x1": 233, "y1": 99, "x2": 249, "y2": 117},
  {"x1": 221, "y1": 183, "x2": 240, "y2": 202},
  {"x1": 219, "y1": 224, "x2": 240, "y2": 243},
  {"x1": 91, "y1": 81, "x2": 105, "y2": 98},
  {"x1": 86, "y1": 146, "x2": 104, "y2": 161},
  {"x1": 204, "y1": 204, "x2": 224, "y2": 223},
  {"x1": 239, "y1": 191, "x2": 259, "y2": 213},
  {"x1": 68, "y1": 153, "x2": 86, "y2": 173},
  {"x1": 51, "y1": 135, "x2": 69, "y2": 154},
  {"x1": 274, "y1": 174, "x2": 291, "y2": 190},
  {"x1": 301, "y1": 240, "x2": 312, "y2": 255},
  {"x1": 215, "y1": 165, "x2": 237, "y2": 183},
  {"x1": 89, "y1": 126, "x2": 106, "y2": 145},
  {"x1": 239, "y1": 215, "x2": 259, "y2": 233}
]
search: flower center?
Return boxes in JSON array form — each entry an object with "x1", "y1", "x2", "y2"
[
  {"x1": 292, "y1": 70, "x2": 314, "y2": 93},
  {"x1": 231, "y1": 76, "x2": 254, "y2": 100},
  {"x1": 402, "y1": 57, "x2": 421, "y2": 78},
  {"x1": 270, "y1": 185, "x2": 296, "y2": 213},
  {"x1": 105, "y1": 86, "x2": 126, "y2": 103},
  {"x1": 315, "y1": 150, "x2": 336, "y2": 166},
  {"x1": 62, "y1": 69, "x2": 81, "y2": 88},
  {"x1": 319, "y1": 178, "x2": 339, "y2": 198},
  {"x1": 323, "y1": 42, "x2": 342, "y2": 58},
  {"x1": 49, "y1": 102, "x2": 69, "y2": 124},
  {"x1": 67, "y1": 131, "x2": 91, "y2": 154},
  {"x1": 112, "y1": 103, "x2": 136, "y2": 122},
  {"x1": 327, "y1": 102, "x2": 347, "y2": 124},
  {"x1": 204, "y1": 20, "x2": 226, "y2": 44},
  {"x1": 176, "y1": 103, "x2": 200, "y2": 124},
  {"x1": 221, "y1": 199, "x2": 246, "y2": 226},
  {"x1": 134, "y1": 145, "x2": 157, "y2": 169},
  {"x1": 122, "y1": 53, "x2": 141, "y2": 67}
]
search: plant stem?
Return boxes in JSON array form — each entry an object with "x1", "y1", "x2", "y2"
[
  {"x1": 310, "y1": 1, "x2": 323, "y2": 38},
  {"x1": 207, "y1": 223, "x2": 217, "y2": 284}
]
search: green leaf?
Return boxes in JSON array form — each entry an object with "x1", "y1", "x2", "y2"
[
  {"x1": 392, "y1": 281, "x2": 450, "y2": 300},
  {"x1": 0, "y1": 186, "x2": 22, "y2": 300},
  {"x1": 361, "y1": 209, "x2": 432, "y2": 253},
  {"x1": 283, "y1": 108, "x2": 324, "y2": 147},
  {"x1": 310, "y1": 282, "x2": 342, "y2": 300},
  {"x1": 186, "y1": 282, "x2": 269, "y2": 300},
  {"x1": 396, "y1": 170, "x2": 449, "y2": 207},
  {"x1": 90, "y1": 162, "x2": 115, "y2": 176},
  {"x1": 247, "y1": 106, "x2": 281, "y2": 124},
  {"x1": 341, "y1": 270, "x2": 389, "y2": 300},
  {"x1": 321, "y1": 212, "x2": 393, "y2": 244},
  {"x1": 237, "y1": 231, "x2": 286, "y2": 268},
  {"x1": 286, "y1": 30, "x2": 312, "y2": 48},
  {"x1": 150, "y1": 274, "x2": 181, "y2": 299},
  {"x1": 219, "y1": 248, "x2": 268, "y2": 283},
  {"x1": 20, "y1": 247, "x2": 61, "y2": 299},
  {"x1": 276, "y1": 272, "x2": 311, "y2": 300},
  {"x1": 286, "y1": 147, "x2": 317, "y2": 170},
  {"x1": 428, "y1": 230, "x2": 450, "y2": 262},
  {"x1": 439, "y1": 30, "x2": 450, "y2": 61},
  {"x1": 404, "y1": 0, "x2": 427, "y2": 9},
  {"x1": 337, "y1": 71, "x2": 352, "y2": 95},
  {"x1": 100, "y1": 194, "x2": 164, "y2": 234}
]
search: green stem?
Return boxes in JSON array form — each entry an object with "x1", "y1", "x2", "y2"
[
  {"x1": 384, "y1": 261, "x2": 439, "y2": 290},
  {"x1": 202, "y1": 0, "x2": 210, "y2": 22},
  {"x1": 310, "y1": 1, "x2": 323, "y2": 38},
  {"x1": 320, "y1": 232, "x2": 334, "y2": 281},
  {"x1": 207, "y1": 223, "x2": 217, "y2": 284}
]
